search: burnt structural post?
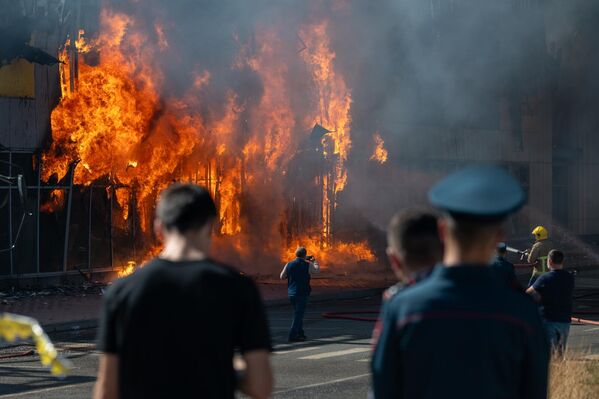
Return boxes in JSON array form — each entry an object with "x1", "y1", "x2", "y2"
[{"x1": 62, "y1": 161, "x2": 78, "y2": 274}]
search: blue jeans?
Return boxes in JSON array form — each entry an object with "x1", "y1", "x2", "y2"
[
  {"x1": 289, "y1": 295, "x2": 308, "y2": 340},
  {"x1": 544, "y1": 321, "x2": 570, "y2": 354}
]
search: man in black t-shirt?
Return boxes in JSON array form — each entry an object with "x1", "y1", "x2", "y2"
[
  {"x1": 527, "y1": 249, "x2": 575, "y2": 354},
  {"x1": 94, "y1": 184, "x2": 272, "y2": 399}
]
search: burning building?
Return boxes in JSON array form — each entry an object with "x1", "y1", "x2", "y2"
[{"x1": 1, "y1": 0, "x2": 599, "y2": 284}]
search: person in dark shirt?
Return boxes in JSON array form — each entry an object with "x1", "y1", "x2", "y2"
[
  {"x1": 280, "y1": 247, "x2": 320, "y2": 342},
  {"x1": 371, "y1": 166, "x2": 549, "y2": 399},
  {"x1": 526, "y1": 249, "x2": 575, "y2": 354},
  {"x1": 94, "y1": 184, "x2": 273, "y2": 399},
  {"x1": 490, "y1": 242, "x2": 520, "y2": 290}
]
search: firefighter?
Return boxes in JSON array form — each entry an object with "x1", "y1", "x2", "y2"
[{"x1": 527, "y1": 225, "x2": 553, "y2": 286}]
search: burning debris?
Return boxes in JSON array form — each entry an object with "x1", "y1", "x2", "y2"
[
  {"x1": 40, "y1": 3, "x2": 376, "y2": 274},
  {"x1": 370, "y1": 132, "x2": 388, "y2": 164}
]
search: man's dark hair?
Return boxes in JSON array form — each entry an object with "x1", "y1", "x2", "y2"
[
  {"x1": 295, "y1": 247, "x2": 307, "y2": 258},
  {"x1": 156, "y1": 183, "x2": 217, "y2": 233},
  {"x1": 388, "y1": 209, "x2": 443, "y2": 268},
  {"x1": 549, "y1": 249, "x2": 564, "y2": 265}
]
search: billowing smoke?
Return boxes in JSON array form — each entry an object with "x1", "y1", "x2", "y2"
[{"x1": 14, "y1": 0, "x2": 599, "y2": 272}]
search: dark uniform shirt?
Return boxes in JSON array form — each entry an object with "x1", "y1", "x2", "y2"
[
  {"x1": 97, "y1": 258, "x2": 271, "y2": 399},
  {"x1": 372, "y1": 268, "x2": 435, "y2": 346},
  {"x1": 371, "y1": 265, "x2": 549, "y2": 399},
  {"x1": 490, "y1": 256, "x2": 519, "y2": 290},
  {"x1": 532, "y1": 269, "x2": 575, "y2": 323}
]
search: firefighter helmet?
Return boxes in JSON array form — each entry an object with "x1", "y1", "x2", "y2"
[{"x1": 532, "y1": 226, "x2": 548, "y2": 241}]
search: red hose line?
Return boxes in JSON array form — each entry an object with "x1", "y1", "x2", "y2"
[
  {"x1": 571, "y1": 317, "x2": 599, "y2": 326},
  {"x1": 322, "y1": 311, "x2": 599, "y2": 326}
]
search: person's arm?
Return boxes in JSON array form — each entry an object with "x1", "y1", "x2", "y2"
[
  {"x1": 528, "y1": 275, "x2": 547, "y2": 303},
  {"x1": 238, "y1": 350, "x2": 273, "y2": 399},
  {"x1": 94, "y1": 354, "x2": 119, "y2": 399},
  {"x1": 280, "y1": 263, "x2": 289, "y2": 280},
  {"x1": 236, "y1": 277, "x2": 273, "y2": 398},
  {"x1": 309, "y1": 259, "x2": 320, "y2": 274},
  {"x1": 526, "y1": 286, "x2": 541, "y2": 303}
]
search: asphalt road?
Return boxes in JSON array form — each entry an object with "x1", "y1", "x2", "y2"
[{"x1": 2, "y1": 296, "x2": 599, "y2": 398}]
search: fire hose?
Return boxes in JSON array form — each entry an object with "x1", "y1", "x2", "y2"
[{"x1": 322, "y1": 310, "x2": 599, "y2": 326}]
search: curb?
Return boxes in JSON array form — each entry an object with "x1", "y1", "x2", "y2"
[
  {"x1": 39, "y1": 288, "x2": 385, "y2": 334},
  {"x1": 42, "y1": 318, "x2": 99, "y2": 334}
]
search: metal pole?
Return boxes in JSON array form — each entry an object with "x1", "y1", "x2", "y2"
[
  {"x1": 36, "y1": 154, "x2": 41, "y2": 274},
  {"x1": 62, "y1": 162, "x2": 77, "y2": 273},
  {"x1": 88, "y1": 186, "x2": 93, "y2": 271},
  {"x1": 110, "y1": 185, "x2": 113, "y2": 269}
]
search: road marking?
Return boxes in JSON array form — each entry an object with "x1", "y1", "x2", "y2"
[
  {"x1": 1, "y1": 382, "x2": 93, "y2": 398},
  {"x1": 299, "y1": 347, "x2": 370, "y2": 360},
  {"x1": 356, "y1": 358, "x2": 370, "y2": 362},
  {"x1": 316, "y1": 335, "x2": 354, "y2": 342},
  {"x1": 583, "y1": 327, "x2": 599, "y2": 332},
  {"x1": 275, "y1": 346, "x2": 320, "y2": 355},
  {"x1": 273, "y1": 373, "x2": 370, "y2": 395}
]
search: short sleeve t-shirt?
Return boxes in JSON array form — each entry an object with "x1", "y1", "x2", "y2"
[
  {"x1": 97, "y1": 258, "x2": 271, "y2": 399},
  {"x1": 532, "y1": 269, "x2": 575, "y2": 323}
]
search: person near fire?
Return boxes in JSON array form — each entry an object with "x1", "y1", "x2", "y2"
[
  {"x1": 280, "y1": 247, "x2": 320, "y2": 342},
  {"x1": 94, "y1": 184, "x2": 273, "y2": 399},
  {"x1": 371, "y1": 208, "x2": 443, "y2": 354},
  {"x1": 526, "y1": 249, "x2": 575, "y2": 355},
  {"x1": 490, "y1": 242, "x2": 520, "y2": 290},
  {"x1": 526, "y1": 225, "x2": 553, "y2": 286},
  {"x1": 371, "y1": 165, "x2": 549, "y2": 399}
]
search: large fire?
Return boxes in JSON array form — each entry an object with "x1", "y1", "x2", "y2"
[{"x1": 42, "y1": 4, "x2": 375, "y2": 275}]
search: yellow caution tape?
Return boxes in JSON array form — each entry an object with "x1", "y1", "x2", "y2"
[{"x1": 0, "y1": 313, "x2": 72, "y2": 377}]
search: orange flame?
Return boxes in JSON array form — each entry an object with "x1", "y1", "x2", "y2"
[
  {"x1": 40, "y1": 189, "x2": 65, "y2": 213},
  {"x1": 117, "y1": 261, "x2": 137, "y2": 278},
  {"x1": 284, "y1": 238, "x2": 375, "y2": 270},
  {"x1": 300, "y1": 20, "x2": 352, "y2": 244},
  {"x1": 44, "y1": 6, "x2": 376, "y2": 273},
  {"x1": 371, "y1": 132, "x2": 388, "y2": 164}
]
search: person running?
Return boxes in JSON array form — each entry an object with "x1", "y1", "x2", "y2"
[
  {"x1": 94, "y1": 184, "x2": 273, "y2": 399},
  {"x1": 371, "y1": 166, "x2": 549, "y2": 399},
  {"x1": 280, "y1": 247, "x2": 320, "y2": 342},
  {"x1": 526, "y1": 249, "x2": 575, "y2": 354}
]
